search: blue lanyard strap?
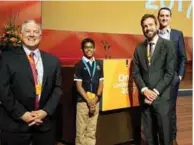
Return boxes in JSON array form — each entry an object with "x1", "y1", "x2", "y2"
[
  {"x1": 82, "y1": 59, "x2": 97, "y2": 78},
  {"x1": 82, "y1": 59, "x2": 97, "y2": 92}
]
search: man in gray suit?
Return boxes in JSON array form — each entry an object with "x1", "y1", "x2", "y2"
[{"x1": 132, "y1": 14, "x2": 176, "y2": 145}]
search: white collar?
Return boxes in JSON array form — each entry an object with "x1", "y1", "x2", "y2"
[
  {"x1": 23, "y1": 45, "x2": 40, "y2": 58},
  {"x1": 159, "y1": 26, "x2": 171, "y2": 33},
  {"x1": 82, "y1": 56, "x2": 95, "y2": 63},
  {"x1": 147, "y1": 34, "x2": 159, "y2": 45}
]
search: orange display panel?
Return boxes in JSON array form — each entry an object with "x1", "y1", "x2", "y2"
[{"x1": 102, "y1": 59, "x2": 139, "y2": 111}]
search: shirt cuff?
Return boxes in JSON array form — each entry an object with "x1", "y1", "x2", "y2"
[
  {"x1": 153, "y1": 88, "x2": 160, "y2": 95},
  {"x1": 141, "y1": 87, "x2": 148, "y2": 94},
  {"x1": 74, "y1": 79, "x2": 82, "y2": 81},
  {"x1": 99, "y1": 78, "x2": 104, "y2": 81},
  {"x1": 179, "y1": 76, "x2": 182, "y2": 81}
]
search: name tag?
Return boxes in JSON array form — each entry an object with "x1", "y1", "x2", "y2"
[
  {"x1": 36, "y1": 84, "x2": 42, "y2": 96},
  {"x1": 87, "y1": 92, "x2": 95, "y2": 100}
]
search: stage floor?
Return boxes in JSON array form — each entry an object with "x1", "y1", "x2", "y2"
[
  {"x1": 177, "y1": 97, "x2": 192, "y2": 145},
  {"x1": 58, "y1": 96, "x2": 192, "y2": 145}
]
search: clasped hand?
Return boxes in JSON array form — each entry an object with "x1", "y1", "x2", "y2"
[
  {"x1": 21, "y1": 110, "x2": 47, "y2": 126},
  {"x1": 143, "y1": 89, "x2": 158, "y2": 105},
  {"x1": 87, "y1": 96, "x2": 98, "y2": 114}
]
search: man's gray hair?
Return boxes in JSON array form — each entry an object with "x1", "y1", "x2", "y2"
[{"x1": 21, "y1": 20, "x2": 42, "y2": 34}]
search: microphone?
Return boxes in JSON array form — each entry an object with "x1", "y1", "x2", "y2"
[
  {"x1": 104, "y1": 40, "x2": 111, "y2": 59},
  {"x1": 101, "y1": 40, "x2": 106, "y2": 49},
  {"x1": 101, "y1": 40, "x2": 108, "y2": 59}
]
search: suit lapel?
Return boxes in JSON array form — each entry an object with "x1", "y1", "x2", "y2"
[
  {"x1": 16, "y1": 47, "x2": 35, "y2": 85},
  {"x1": 151, "y1": 37, "x2": 162, "y2": 63},
  {"x1": 40, "y1": 51, "x2": 48, "y2": 89},
  {"x1": 170, "y1": 29, "x2": 174, "y2": 40},
  {"x1": 141, "y1": 40, "x2": 149, "y2": 69}
]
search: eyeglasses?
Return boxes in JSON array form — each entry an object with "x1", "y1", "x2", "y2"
[{"x1": 84, "y1": 46, "x2": 94, "y2": 49}]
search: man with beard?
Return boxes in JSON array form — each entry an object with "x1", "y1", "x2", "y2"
[
  {"x1": 132, "y1": 14, "x2": 176, "y2": 145},
  {"x1": 0, "y1": 20, "x2": 62, "y2": 145},
  {"x1": 157, "y1": 7, "x2": 187, "y2": 145}
]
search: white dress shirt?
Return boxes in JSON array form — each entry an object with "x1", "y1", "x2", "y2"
[{"x1": 158, "y1": 27, "x2": 171, "y2": 40}]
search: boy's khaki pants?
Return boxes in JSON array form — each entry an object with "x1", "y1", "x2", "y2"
[{"x1": 75, "y1": 102, "x2": 99, "y2": 145}]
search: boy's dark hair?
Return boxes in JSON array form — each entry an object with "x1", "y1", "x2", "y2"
[
  {"x1": 158, "y1": 7, "x2": 172, "y2": 17},
  {"x1": 81, "y1": 38, "x2": 95, "y2": 50},
  {"x1": 141, "y1": 14, "x2": 158, "y2": 27}
]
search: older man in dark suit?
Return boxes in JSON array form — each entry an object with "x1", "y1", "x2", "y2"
[
  {"x1": 0, "y1": 20, "x2": 62, "y2": 145},
  {"x1": 132, "y1": 14, "x2": 176, "y2": 145}
]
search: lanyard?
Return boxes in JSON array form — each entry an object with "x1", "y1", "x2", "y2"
[
  {"x1": 27, "y1": 54, "x2": 40, "y2": 66},
  {"x1": 147, "y1": 43, "x2": 153, "y2": 66},
  {"x1": 82, "y1": 59, "x2": 96, "y2": 78},
  {"x1": 82, "y1": 58, "x2": 97, "y2": 92},
  {"x1": 147, "y1": 47, "x2": 151, "y2": 66},
  {"x1": 27, "y1": 54, "x2": 42, "y2": 84}
]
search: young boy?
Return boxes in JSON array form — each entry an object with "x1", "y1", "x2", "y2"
[{"x1": 74, "y1": 38, "x2": 104, "y2": 145}]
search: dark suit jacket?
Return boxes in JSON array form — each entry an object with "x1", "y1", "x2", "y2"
[
  {"x1": 132, "y1": 37, "x2": 176, "y2": 102},
  {"x1": 0, "y1": 47, "x2": 62, "y2": 132},
  {"x1": 170, "y1": 29, "x2": 187, "y2": 78}
]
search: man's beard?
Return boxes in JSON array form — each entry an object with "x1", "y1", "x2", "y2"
[{"x1": 144, "y1": 30, "x2": 157, "y2": 40}]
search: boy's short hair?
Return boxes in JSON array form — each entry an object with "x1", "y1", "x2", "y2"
[{"x1": 81, "y1": 38, "x2": 95, "y2": 50}]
